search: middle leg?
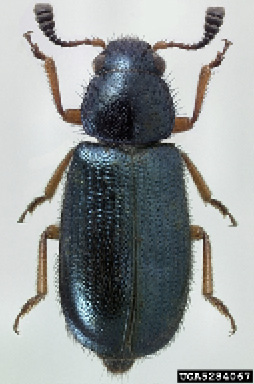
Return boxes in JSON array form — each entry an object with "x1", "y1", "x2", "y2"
[
  {"x1": 181, "y1": 151, "x2": 237, "y2": 226},
  {"x1": 18, "y1": 148, "x2": 74, "y2": 223}
]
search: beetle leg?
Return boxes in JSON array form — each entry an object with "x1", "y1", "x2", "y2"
[
  {"x1": 24, "y1": 32, "x2": 82, "y2": 125},
  {"x1": 18, "y1": 148, "x2": 74, "y2": 223},
  {"x1": 191, "y1": 225, "x2": 236, "y2": 335},
  {"x1": 13, "y1": 225, "x2": 59, "y2": 334},
  {"x1": 173, "y1": 39, "x2": 232, "y2": 133},
  {"x1": 181, "y1": 151, "x2": 237, "y2": 227}
]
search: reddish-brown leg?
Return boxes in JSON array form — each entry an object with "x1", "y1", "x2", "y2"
[
  {"x1": 13, "y1": 225, "x2": 59, "y2": 334},
  {"x1": 191, "y1": 225, "x2": 236, "y2": 334},
  {"x1": 181, "y1": 151, "x2": 237, "y2": 226},
  {"x1": 18, "y1": 148, "x2": 74, "y2": 223},
  {"x1": 173, "y1": 40, "x2": 232, "y2": 134},
  {"x1": 24, "y1": 32, "x2": 82, "y2": 125}
]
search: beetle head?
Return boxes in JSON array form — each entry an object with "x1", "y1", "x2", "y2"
[{"x1": 93, "y1": 38, "x2": 165, "y2": 76}]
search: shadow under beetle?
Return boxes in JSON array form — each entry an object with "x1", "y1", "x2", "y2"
[{"x1": 14, "y1": 4, "x2": 237, "y2": 374}]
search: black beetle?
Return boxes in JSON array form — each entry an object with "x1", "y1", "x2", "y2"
[{"x1": 14, "y1": 4, "x2": 237, "y2": 374}]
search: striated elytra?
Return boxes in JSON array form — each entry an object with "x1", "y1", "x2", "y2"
[
  {"x1": 14, "y1": 4, "x2": 237, "y2": 374},
  {"x1": 60, "y1": 143, "x2": 190, "y2": 372}
]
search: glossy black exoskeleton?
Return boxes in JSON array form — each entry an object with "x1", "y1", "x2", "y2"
[{"x1": 14, "y1": 4, "x2": 237, "y2": 374}]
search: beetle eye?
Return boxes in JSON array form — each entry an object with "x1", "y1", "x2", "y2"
[
  {"x1": 93, "y1": 54, "x2": 106, "y2": 73},
  {"x1": 153, "y1": 53, "x2": 165, "y2": 74}
]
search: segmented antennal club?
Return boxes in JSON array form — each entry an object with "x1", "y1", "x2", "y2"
[
  {"x1": 34, "y1": 3, "x2": 106, "y2": 48},
  {"x1": 153, "y1": 7, "x2": 225, "y2": 51}
]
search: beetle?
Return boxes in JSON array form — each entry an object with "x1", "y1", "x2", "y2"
[{"x1": 14, "y1": 4, "x2": 237, "y2": 374}]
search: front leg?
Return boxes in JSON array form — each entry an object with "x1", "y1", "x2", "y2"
[
  {"x1": 24, "y1": 32, "x2": 82, "y2": 125},
  {"x1": 173, "y1": 39, "x2": 232, "y2": 134}
]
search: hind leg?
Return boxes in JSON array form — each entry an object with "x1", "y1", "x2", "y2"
[
  {"x1": 191, "y1": 225, "x2": 236, "y2": 334},
  {"x1": 13, "y1": 224, "x2": 59, "y2": 334}
]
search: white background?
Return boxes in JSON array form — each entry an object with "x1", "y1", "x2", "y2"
[{"x1": 1, "y1": 0, "x2": 253, "y2": 383}]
